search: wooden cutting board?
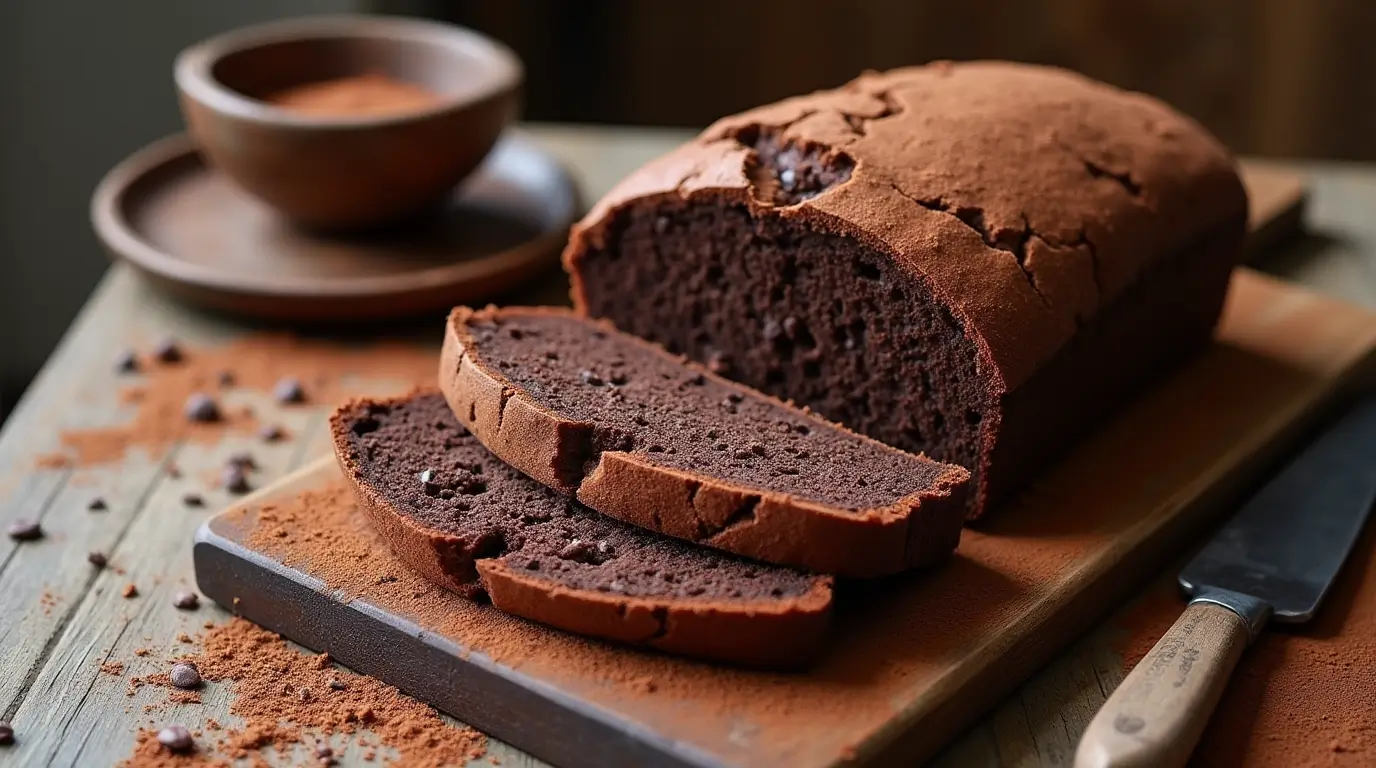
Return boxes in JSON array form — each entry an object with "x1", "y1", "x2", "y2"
[{"x1": 194, "y1": 268, "x2": 1376, "y2": 768}]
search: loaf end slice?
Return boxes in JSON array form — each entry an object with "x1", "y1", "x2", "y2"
[
  {"x1": 331, "y1": 390, "x2": 833, "y2": 668},
  {"x1": 440, "y1": 306, "x2": 970, "y2": 577}
]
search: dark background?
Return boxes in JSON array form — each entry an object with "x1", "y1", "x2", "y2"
[{"x1": 2, "y1": 0, "x2": 1374, "y2": 419}]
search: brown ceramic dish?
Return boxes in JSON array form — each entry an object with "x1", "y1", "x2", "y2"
[
  {"x1": 91, "y1": 132, "x2": 579, "y2": 323},
  {"x1": 176, "y1": 15, "x2": 523, "y2": 230}
]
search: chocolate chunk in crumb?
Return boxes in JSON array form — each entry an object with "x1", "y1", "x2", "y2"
[
  {"x1": 0, "y1": 721, "x2": 11, "y2": 746},
  {"x1": 172, "y1": 591, "x2": 200, "y2": 610},
  {"x1": 259, "y1": 423, "x2": 287, "y2": 442},
  {"x1": 182, "y1": 493, "x2": 205, "y2": 508},
  {"x1": 114, "y1": 349, "x2": 140, "y2": 373},
  {"x1": 88, "y1": 551, "x2": 108, "y2": 568},
  {"x1": 151, "y1": 338, "x2": 183, "y2": 363},
  {"x1": 169, "y1": 662, "x2": 201, "y2": 689},
  {"x1": 222, "y1": 465, "x2": 251, "y2": 494},
  {"x1": 87, "y1": 497, "x2": 107, "y2": 511},
  {"x1": 156, "y1": 724, "x2": 194, "y2": 753},
  {"x1": 418, "y1": 468, "x2": 439, "y2": 495},
  {"x1": 6, "y1": 519, "x2": 42, "y2": 541},
  {"x1": 184, "y1": 393, "x2": 221, "y2": 422},
  {"x1": 273, "y1": 376, "x2": 307, "y2": 404}
]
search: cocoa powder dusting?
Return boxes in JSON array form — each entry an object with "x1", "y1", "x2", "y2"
[
  {"x1": 121, "y1": 619, "x2": 484, "y2": 767},
  {"x1": 266, "y1": 74, "x2": 441, "y2": 118},
  {"x1": 49, "y1": 335, "x2": 435, "y2": 467},
  {"x1": 1115, "y1": 522, "x2": 1376, "y2": 766}
]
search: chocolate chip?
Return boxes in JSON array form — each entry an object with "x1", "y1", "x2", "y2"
[
  {"x1": 182, "y1": 493, "x2": 204, "y2": 508},
  {"x1": 184, "y1": 393, "x2": 220, "y2": 422},
  {"x1": 156, "y1": 724, "x2": 193, "y2": 752},
  {"x1": 328, "y1": 679, "x2": 347, "y2": 691},
  {"x1": 227, "y1": 451, "x2": 256, "y2": 470},
  {"x1": 221, "y1": 465, "x2": 251, "y2": 494},
  {"x1": 115, "y1": 349, "x2": 140, "y2": 373},
  {"x1": 152, "y1": 338, "x2": 183, "y2": 363},
  {"x1": 558, "y1": 538, "x2": 594, "y2": 563},
  {"x1": 507, "y1": 328, "x2": 523, "y2": 340},
  {"x1": 173, "y1": 591, "x2": 200, "y2": 610},
  {"x1": 87, "y1": 497, "x2": 107, "y2": 511},
  {"x1": 579, "y1": 370, "x2": 604, "y2": 386},
  {"x1": 750, "y1": 443, "x2": 766, "y2": 456},
  {"x1": 258, "y1": 424, "x2": 286, "y2": 442},
  {"x1": 418, "y1": 468, "x2": 439, "y2": 495},
  {"x1": 0, "y1": 721, "x2": 11, "y2": 746},
  {"x1": 6, "y1": 519, "x2": 42, "y2": 541},
  {"x1": 216, "y1": 370, "x2": 235, "y2": 387},
  {"x1": 169, "y1": 662, "x2": 201, "y2": 689},
  {"x1": 609, "y1": 372, "x2": 628, "y2": 386},
  {"x1": 88, "y1": 551, "x2": 108, "y2": 568},
  {"x1": 273, "y1": 376, "x2": 306, "y2": 404}
]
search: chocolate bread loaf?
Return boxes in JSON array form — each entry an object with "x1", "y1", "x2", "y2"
[
  {"x1": 439, "y1": 306, "x2": 970, "y2": 577},
  {"x1": 331, "y1": 391, "x2": 833, "y2": 668},
  {"x1": 563, "y1": 61, "x2": 1249, "y2": 517}
]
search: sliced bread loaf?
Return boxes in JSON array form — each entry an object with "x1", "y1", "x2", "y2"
[
  {"x1": 331, "y1": 390, "x2": 833, "y2": 668},
  {"x1": 439, "y1": 306, "x2": 970, "y2": 577}
]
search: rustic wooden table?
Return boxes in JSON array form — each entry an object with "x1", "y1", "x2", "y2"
[{"x1": 1, "y1": 125, "x2": 1374, "y2": 767}]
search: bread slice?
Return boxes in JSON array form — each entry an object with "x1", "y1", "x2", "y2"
[
  {"x1": 331, "y1": 390, "x2": 833, "y2": 668},
  {"x1": 439, "y1": 306, "x2": 970, "y2": 577}
]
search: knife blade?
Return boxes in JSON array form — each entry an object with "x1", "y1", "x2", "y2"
[{"x1": 1076, "y1": 396, "x2": 1376, "y2": 768}]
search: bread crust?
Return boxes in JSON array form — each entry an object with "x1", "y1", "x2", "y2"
[
  {"x1": 440, "y1": 306, "x2": 970, "y2": 577},
  {"x1": 331, "y1": 393, "x2": 835, "y2": 669}
]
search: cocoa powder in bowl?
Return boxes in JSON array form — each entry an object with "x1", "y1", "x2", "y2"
[{"x1": 267, "y1": 74, "x2": 441, "y2": 118}]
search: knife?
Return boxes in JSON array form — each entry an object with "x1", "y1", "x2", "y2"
[{"x1": 1075, "y1": 396, "x2": 1376, "y2": 768}]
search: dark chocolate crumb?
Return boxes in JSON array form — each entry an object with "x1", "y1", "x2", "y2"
[
  {"x1": 221, "y1": 465, "x2": 251, "y2": 494},
  {"x1": 273, "y1": 376, "x2": 306, "y2": 404},
  {"x1": 172, "y1": 591, "x2": 200, "y2": 610},
  {"x1": 258, "y1": 423, "x2": 287, "y2": 442},
  {"x1": 183, "y1": 393, "x2": 221, "y2": 423},
  {"x1": 87, "y1": 497, "x2": 107, "y2": 511},
  {"x1": 114, "y1": 350, "x2": 140, "y2": 373},
  {"x1": 151, "y1": 338, "x2": 183, "y2": 363},
  {"x1": 169, "y1": 662, "x2": 201, "y2": 689},
  {"x1": 182, "y1": 493, "x2": 204, "y2": 508},
  {"x1": 156, "y1": 724, "x2": 194, "y2": 752},
  {"x1": 88, "y1": 551, "x2": 108, "y2": 568},
  {"x1": 6, "y1": 519, "x2": 42, "y2": 541}
]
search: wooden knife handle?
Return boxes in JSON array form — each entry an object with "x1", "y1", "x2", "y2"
[{"x1": 1074, "y1": 601, "x2": 1251, "y2": 768}]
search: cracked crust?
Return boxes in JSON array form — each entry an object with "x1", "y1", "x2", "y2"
[
  {"x1": 439, "y1": 306, "x2": 971, "y2": 577},
  {"x1": 564, "y1": 61, "x2": 1248, "y2": 516},
  {"x1": 331, "y1": 392, "x2": 835, "y2": 668}
]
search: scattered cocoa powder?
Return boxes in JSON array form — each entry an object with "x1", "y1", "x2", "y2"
[
  {"x1": 120, "y1": 618, "x2": 485, "y2": 767},
  {"x1": 266, "y1": 74, "x2": 441, "y2": 118},
  {"x1": 48, "y1": 335, "x2": 434, "y2": 468},
  {"x1": 102, "y1": 661, "x2": 126, "y2": 676},
  {"x1": 1114, "y1": 520, "x2": 1376, "y2": 766}
]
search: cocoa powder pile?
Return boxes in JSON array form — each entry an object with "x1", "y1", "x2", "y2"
[
  {"x1": 1116, "y1": 521, "x2": 1376, "y2": 767},
  {"x1": 45, "y1": 334, "x2": 435, "y2": 468},
  {"x1": 267, "y1": 74, "x2": 441, "y2": 118},
  {"x1": 120, "y1": 618, "x2": 485, "y2": 768}
]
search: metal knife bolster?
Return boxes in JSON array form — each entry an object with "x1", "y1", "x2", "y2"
[{"x1": 1188, "y1": 586, "x2": 1273, "y2": 640}]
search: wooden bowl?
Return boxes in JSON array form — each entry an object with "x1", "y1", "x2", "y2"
[{"x1": 175, "y1": 15, "x2": 523, "y2": 231}]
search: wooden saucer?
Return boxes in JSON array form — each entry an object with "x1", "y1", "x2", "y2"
[{"x1": 92, "y1": 132, "x2": 580, "y2": 323}]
